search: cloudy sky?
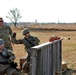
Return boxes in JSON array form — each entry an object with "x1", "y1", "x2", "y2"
[{"x1": 0, "y1": 0, "x2": 76, "y2": 23}]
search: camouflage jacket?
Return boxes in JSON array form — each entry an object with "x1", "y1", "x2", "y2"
[
  {"x1": 0, "y1": 25, "x2": 13, "y2": 50},
  {"x1": 0, "y1": 48, "x2": 15, "y2": 72},
  {"x1": 0, "y1": 48, "x2": 15, "y2": 63},
  {"x1": 12, "y1": 36, "x2": 40, "y2": 53}
]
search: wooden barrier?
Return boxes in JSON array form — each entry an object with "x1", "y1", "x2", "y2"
[{"x1": 31, "y1": 39, "x2": 62, "y2": 75}]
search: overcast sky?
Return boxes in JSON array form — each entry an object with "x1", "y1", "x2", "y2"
[{"x1": 0, "y1": 0, "x2": 76, "y2": 23}]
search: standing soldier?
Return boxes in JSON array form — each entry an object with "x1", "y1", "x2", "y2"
[
  {"x1": 0, "y1": 39, "x2": 20, "y2": 75},
  {"x1": 0, "y1": 17, "x2": 13, "y2": 51},
  {"x1": 12, "y1": 28, "x2": 40, "y2": 75}
]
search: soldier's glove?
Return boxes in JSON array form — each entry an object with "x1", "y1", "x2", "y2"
[
  {"x1": 10, "y1": 62, "x2": 18, "y2": 68},
  {"x1": 12, "y1": 32, "x2": 16, "y2": 38}
]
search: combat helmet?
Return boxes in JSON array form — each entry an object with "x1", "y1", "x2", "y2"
[
  {"x1": 0, "y1": 39, "x2": 4, "y2": 45},
  {"x1": 22, "y1": 28, "x2": 30, "y2": 35}
]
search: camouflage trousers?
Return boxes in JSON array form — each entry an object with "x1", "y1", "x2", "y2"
[
  {"x1": 22, "y1": 53, "x2": 31, "y2": 75},
  {"x1": 0, "y1": 66, "x2": 20, "y2": 75}
]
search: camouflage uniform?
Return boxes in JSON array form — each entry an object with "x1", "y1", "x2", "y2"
[
  {"x1": 0, "y1": 39, "x2": 20, "y2": 75},
  {"x1": 0, "y1": 25, "x2": 13, "y2": 51},
  {"x1": 12, "y1": 28, "x2": 40, "y2": 75}
]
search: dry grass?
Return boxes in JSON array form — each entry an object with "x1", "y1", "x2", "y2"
[
  {"x1": 11, "y1": 25, "x2": 76, "y2": 75},
  {"x1": 27, "y1": 24, "x2": 76, "y2": 31}
]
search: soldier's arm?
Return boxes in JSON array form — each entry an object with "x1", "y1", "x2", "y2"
[
  {"x1": 12, "y1": 37, "x2": 24, "y2": 44},
  {"x1": 32, "y1": 36, "x2": 40, "y2": 45},
  {"x1": 12, "y1": 33, "x2": 35, "y2": 48},
  {"x1": 11, "y1": 32, "x2": 24, "y2": 44},
  {"x1": 7, "y1": 26, "x2": 13, "y2": 42},
  {"x1": 7, "y1": 26, "x2": 12, "y2": 36}
]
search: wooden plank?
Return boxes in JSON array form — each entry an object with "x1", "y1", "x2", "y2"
[{"x1": 31, "y1": 39, "x2": 62, "y2": 50}]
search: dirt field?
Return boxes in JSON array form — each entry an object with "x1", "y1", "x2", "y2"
[{"x1": 11, "y1": 25, "x2": 76, "y2": 75}]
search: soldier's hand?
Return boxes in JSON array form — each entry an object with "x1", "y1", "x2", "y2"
[{"x1": 12, "y1": 32, "x2": 16, "y2": 38}]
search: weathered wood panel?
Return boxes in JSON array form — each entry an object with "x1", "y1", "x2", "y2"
[{"x1": 31, "y1": 39, "x2": 62, "y2": 75}]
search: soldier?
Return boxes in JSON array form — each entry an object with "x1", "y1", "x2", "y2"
[
  {"x1": 12, "y1": 28, "x2": 40, "y2": 75},
  {"x1": 0, "y1": 39, "x2": 20, "y2": 75},
  {"x1": 0, "y1": 17, "x2": 13, "y2": 51}
]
